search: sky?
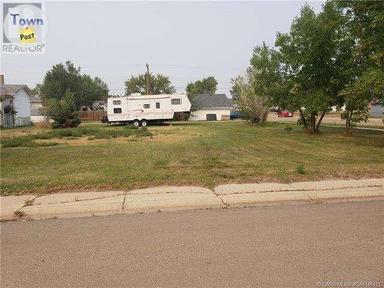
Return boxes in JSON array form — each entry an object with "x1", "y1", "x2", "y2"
[{"x1": 1, "y1": 0, "x2": 324, "y2": 96}]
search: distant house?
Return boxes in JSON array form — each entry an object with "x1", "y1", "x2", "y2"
[
  {"x1": 31, "y1": 95, "x2": 46, "y2": 123},
  {"x1": 80, "y1": 97, "x2": 108, "y2": 112},
  {"x1": 0, "y1": 76, "x2": 33, "y2": 127},
  {"x1": 190, "y1": 94, "x2": 233, "y2": 121},
  {"x1": 92, "y1": 98, "x2": 107, "y2": 111}
]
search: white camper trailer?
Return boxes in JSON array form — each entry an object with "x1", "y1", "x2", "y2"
[{"x1": 104, "y1": 94, "x2": 191, "y2": 126}]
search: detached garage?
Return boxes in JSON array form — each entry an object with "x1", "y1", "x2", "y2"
[{"x1": 190, "y1": 94, "x2": 233, "y2": 121}]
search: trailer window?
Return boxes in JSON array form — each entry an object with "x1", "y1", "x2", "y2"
[
  {"x1": 156, "y1": 102, "x2": 160, "y2": 109},
  {"x1": 143, "y1": 104, "x2": 150, "y2": 109},
  {"x1": 113, "y1": 100, "x2": 121, "y2": 105},
  {"x1": 171, "y1": 99, "x2": 181, "y2": 105},
  {"x1": 113, "y1": 108, "x2": 122, "y2": 114}
]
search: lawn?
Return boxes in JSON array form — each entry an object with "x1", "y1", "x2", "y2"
[{"x1": 1, "y1": 121, "x2": 383, "y2": 195}]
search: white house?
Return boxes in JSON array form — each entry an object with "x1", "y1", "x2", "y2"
[
  {"x1": 0, "y1": 76, "x2": 33, "y2": 127},
  {"x1": 190, "y1": 94, "x2": 233, "y2": 121}
]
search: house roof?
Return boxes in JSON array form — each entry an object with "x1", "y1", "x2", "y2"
[
  {"x1": 193, "y1": 94, "x2": 233, "y2": 109},
  {"x1": 0, "y1": 84, "x2": 33, "y2": 97}
]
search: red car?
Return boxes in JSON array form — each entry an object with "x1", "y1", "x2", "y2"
[{"x1": 277, "y1": 110, "x2": 293, "y2": 117}]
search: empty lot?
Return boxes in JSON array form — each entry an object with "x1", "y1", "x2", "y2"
[{"x1": 1, "y1": 121, "x2": 383, "y2": 195}]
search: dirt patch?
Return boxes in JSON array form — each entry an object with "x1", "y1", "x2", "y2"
[{"x1": 32, "y1": 132, "x2": 197, "y2": 146}]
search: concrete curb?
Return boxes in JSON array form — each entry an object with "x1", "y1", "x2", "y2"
[{"x1": 1, "y1": 179, "x2": 383, "y2": 221}]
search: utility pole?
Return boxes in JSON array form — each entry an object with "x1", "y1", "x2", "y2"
[{"x1": 146, "y1": 63, "x2": 150, "y2": 95}]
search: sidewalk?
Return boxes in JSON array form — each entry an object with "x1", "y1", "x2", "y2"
[{"x1": 1, "y1": 179, "x2": 383, "y2": 221}]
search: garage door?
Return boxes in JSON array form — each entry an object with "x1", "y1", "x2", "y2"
[{"x1": 206, "y1": 114, "x2": 217, "y2": 121}]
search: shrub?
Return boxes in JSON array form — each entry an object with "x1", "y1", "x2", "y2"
[
  {"x1": 232, "y1": 76, "x2": 269, "y2": 124},
  {"x1": 296, "y1": 164, "x2": 305, "y2": 175},
  {"x1": 44, "y1": 89, "x2": 81, "y2": 129}
]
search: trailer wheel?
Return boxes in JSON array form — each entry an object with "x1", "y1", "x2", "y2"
[
  {"x1": 132, "y1": 120, "x2": 140, "y2": 127},
  {"x1": 141, "y1": 120, "x2": 148, "y2": 127}
]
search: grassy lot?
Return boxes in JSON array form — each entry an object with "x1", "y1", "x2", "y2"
[{"x1": 1, "y1": 121, "x2": 383, "y2": 195}]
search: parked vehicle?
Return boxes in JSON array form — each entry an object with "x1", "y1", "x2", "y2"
[
  {"x1": 104, "y1": 94, "x2": 191, "y2": 126},
  {"x1": 230, "y1": 111, "x2": 241, "y2": 120},
  {"x1": 277, "y1": 110, "x2": 293, "y2": 117}
]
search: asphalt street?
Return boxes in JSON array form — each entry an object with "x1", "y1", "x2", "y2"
[{"x1": 1, "y1": 201, "x2": 383, "y2": 288}]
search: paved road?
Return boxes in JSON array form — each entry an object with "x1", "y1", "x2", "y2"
[{"x1": 1, "y1": 201, "x2": 383, "y2": 288}]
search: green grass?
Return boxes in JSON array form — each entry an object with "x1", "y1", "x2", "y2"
[{"x1": 1, "y1": 121, "x2": 383, "y2": 195}]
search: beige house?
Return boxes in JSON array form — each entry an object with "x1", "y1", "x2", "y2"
[{"x1": 190, "y1": 94, "x2": 233, "y2": 121}]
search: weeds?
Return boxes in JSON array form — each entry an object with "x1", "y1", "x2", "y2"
[
  {"x1": 135, "y1": 127, "x2": 152, "y2": 138},
  {"x1": 24, "y1": 199, "x2": 34, "y2": 206},
  {"x1": 14, "y1": 210, "x2": 26, "y2": 218},
  {"x1": 296, "y1": 164, "x2": 306, "y2": 175}
]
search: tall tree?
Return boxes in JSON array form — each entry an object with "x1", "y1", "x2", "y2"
[
  {"x1": 337, "y1": 1, "x2": 384, "y2": 73},
  {"x1": 275, "y1": 3, "x2": 348, "y2": 133},
  {"x1": 336, "y1": 1, "x2": 384, "y2": 131},
  {"x1": 40, "y1": 61, "x2": 109, "y2": 109},
  {"x1": 230, "y1": 43, "x2": 282, "y2": 124},
  {"x1": 186, "y1": 76, "x2": 218, "y2": 97},
  {"x1": 248, "y1": 42, "x2": 290, "y2": 108},
  {"x1": 125, "y1": 73, "x2": 176, "y2": 95}
]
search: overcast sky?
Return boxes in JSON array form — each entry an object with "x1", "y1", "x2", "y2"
[{"x1": 1, "y1": 1, "x2": 324, "y2": 96}]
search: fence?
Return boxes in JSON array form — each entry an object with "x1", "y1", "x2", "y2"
[{"x1": 80, "y1": 111, "x2": 105, "y2": 121}]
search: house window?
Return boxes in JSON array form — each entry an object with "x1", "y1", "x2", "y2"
[
  {"x1": 171, "y1": 99, "x2": 181, "y2": 105},
  {"x1": 113, "y1": 100, "x2": 121, "y2": 105},
  {"x1": 113, "y1": 108, "x2": 122, "y2": 114},
  {"x1": 156, "y1": 102, "x2": 160, "y2": 109},
  {"x1": 144, "y1": 104, "x2": 150, "y2": 109}
]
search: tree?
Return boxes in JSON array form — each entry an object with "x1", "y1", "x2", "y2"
[
  {"x1": 186, "y1": 76, "x2": 218, "y2": 97},
  {"x1": 336, "y1": 1, "x2": 384, "y2": 130},
  {"x1": 340, "y1": 69, "x2": 384, "y2": 132},
  {"x1": 231, "y1": 42, "x2": 288, "y2": 124},
  {"x1": 275, "y1": 3, "x2": 348, "y2": 133},
  {"x1": 40, "y1": 61, "x2": 109, "y2": 109},
  {"x1": 43, "y1": 89, "x2": 81, "y2": 128},
  {"x1": 248, "y1": 42, "x2": 290, "y2": 109},
  {"x1": 125, "y1": 73, "x2": 176, "y2": 95},
  {"x1": 337, "y1": 1, "x2": 384, "y2": 73},
  {"x1": 81, "y1": 75, "x2": 109, "y2": 106},
  {"x1": 231, "y1": 75, "x2": 269, "y2": 124},
  {"x1": 31, "y1": 84, "x2": 42, "y2": 96}
]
